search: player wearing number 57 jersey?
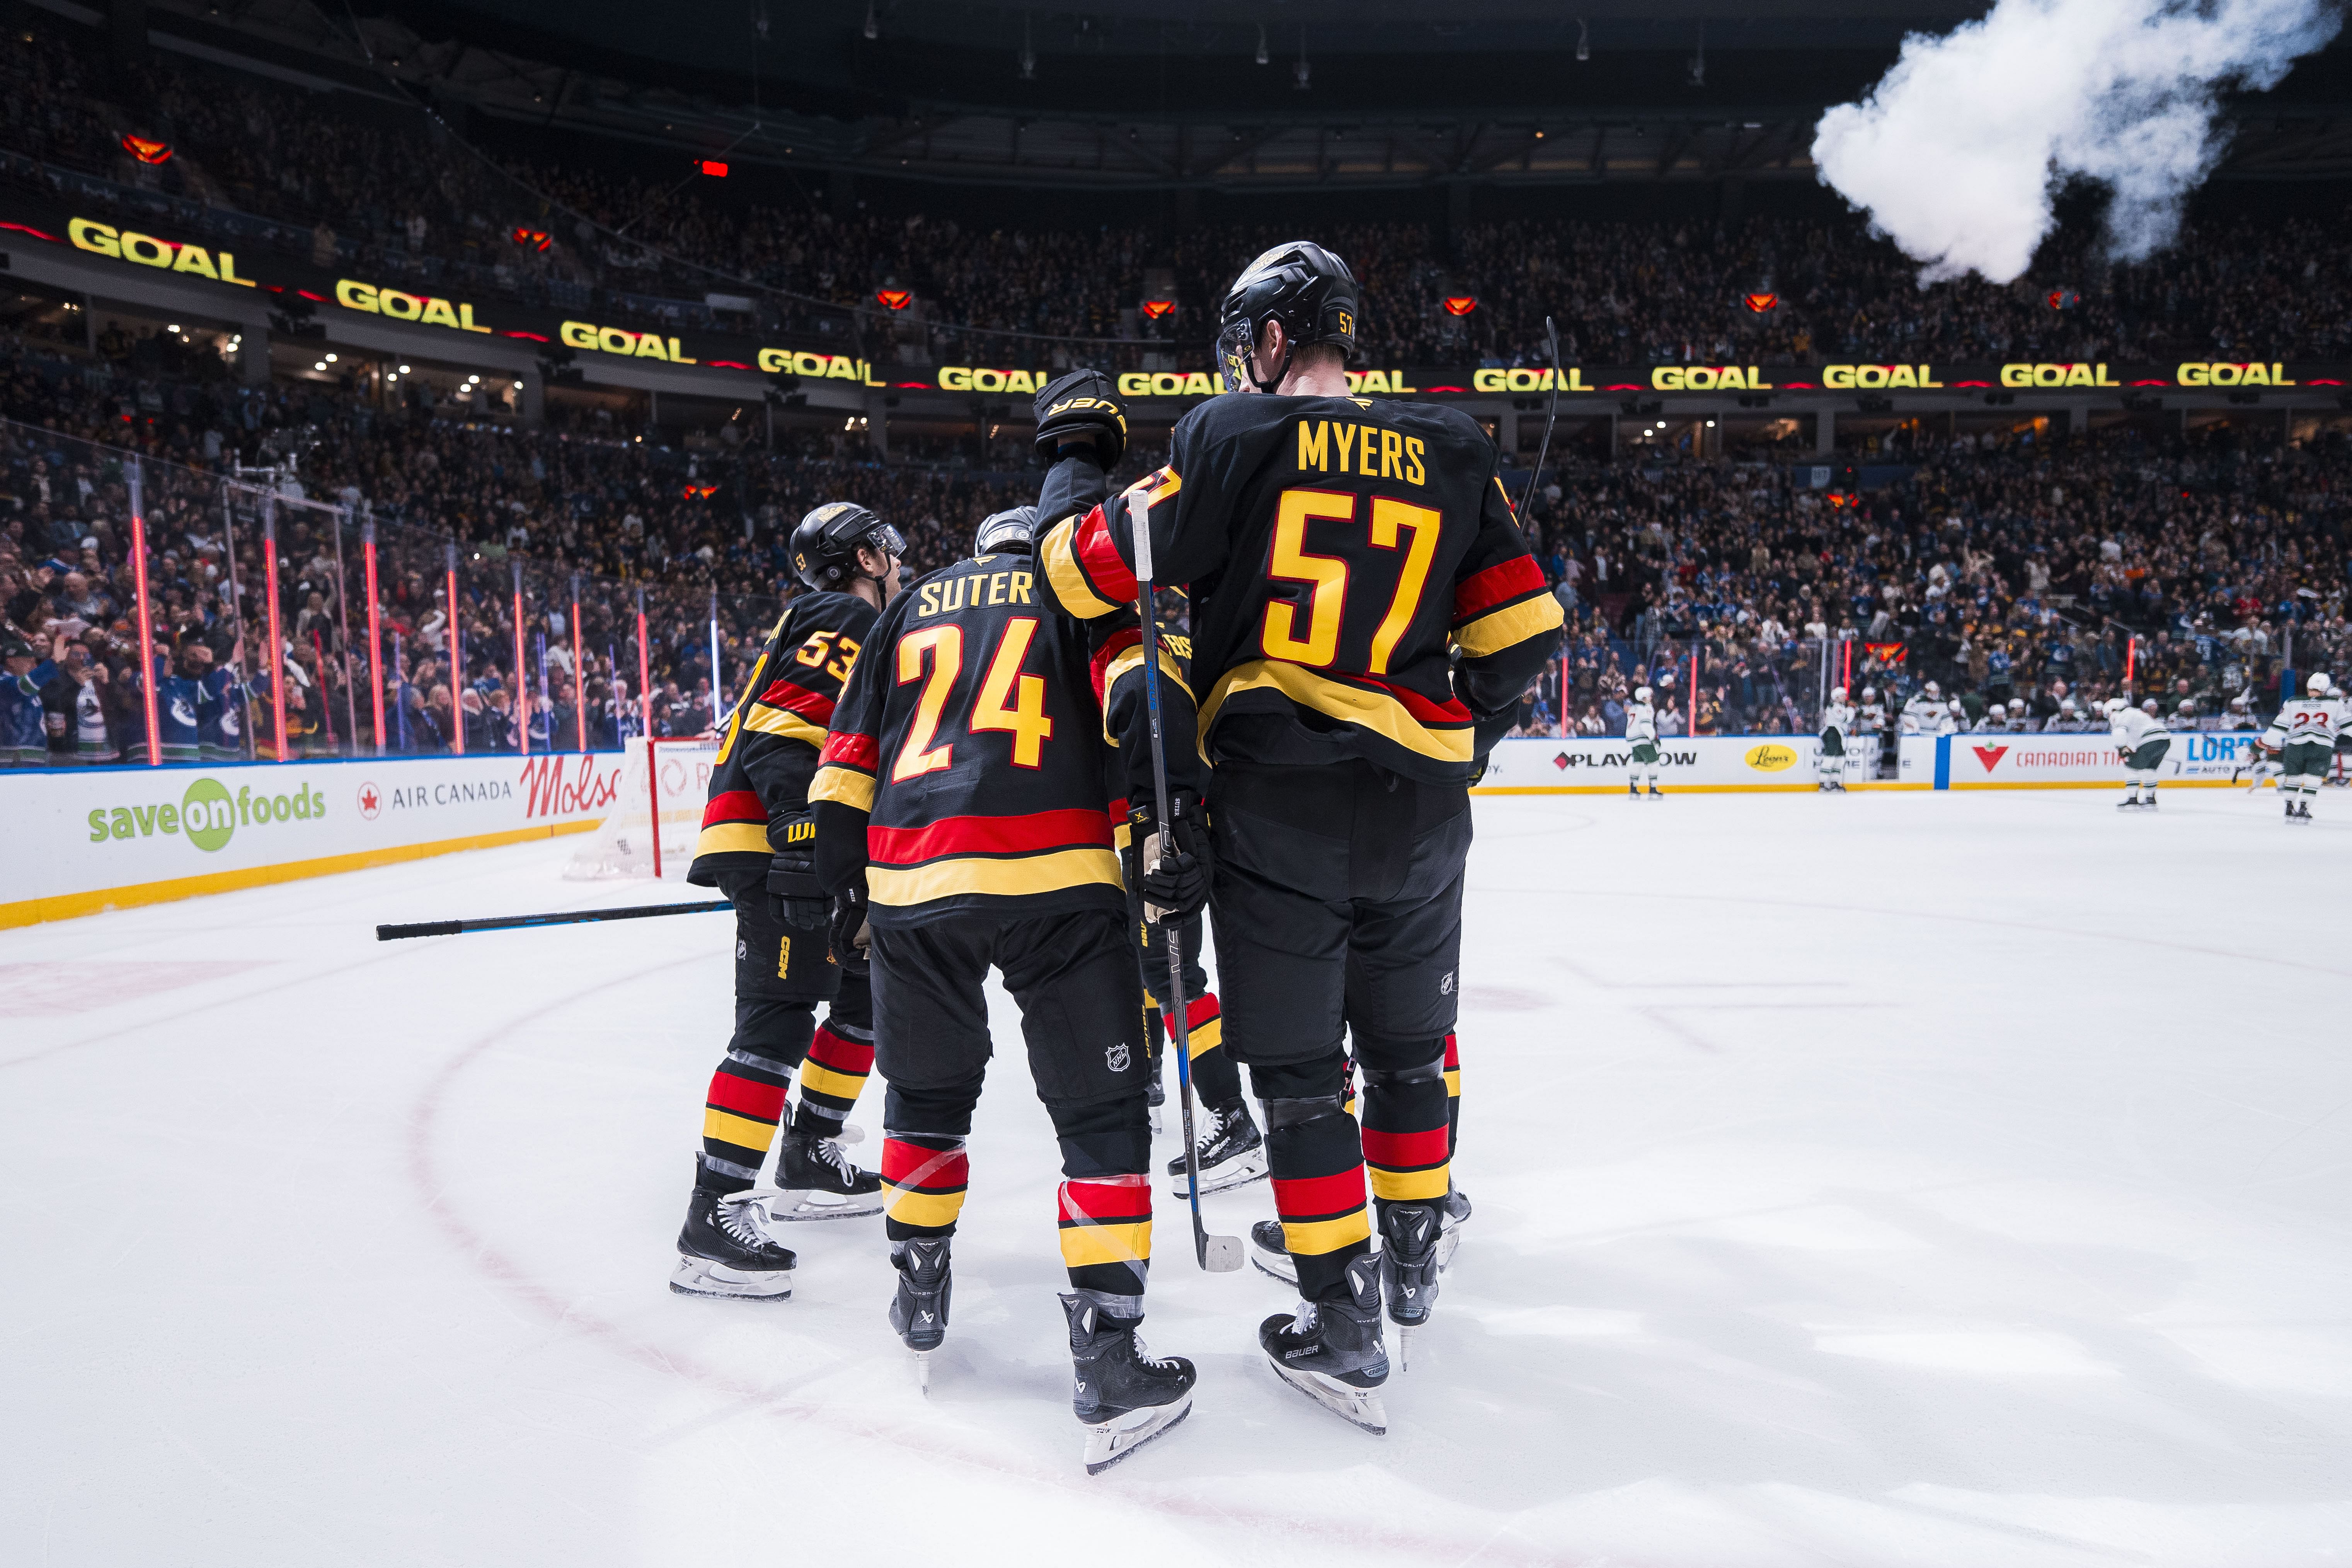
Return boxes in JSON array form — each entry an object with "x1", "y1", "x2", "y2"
[
  {"x1": 809, "y1": 516, "x2": 1199, "y2": 1473},
  {"x1": 1037, "y1": 240, "x2": 1563, "y2": 1432}
]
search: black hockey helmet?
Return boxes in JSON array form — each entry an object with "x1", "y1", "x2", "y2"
[
  {"x1": 790, "y1": 501, "x2": 904, "y2": 591},
  {"x1": 974, "y1": 504, "x2": 1037, "y2": 558},
  {"x1": 1215, "y1": 240, "x2": 1360, "y2": 393}
]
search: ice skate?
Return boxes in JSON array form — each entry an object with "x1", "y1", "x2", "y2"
[
  {"x1": 671, "y1": 1182, "x2": 797, "y2": 1301},
  {"x1": 1062, "y1": 1293, "x2": 1196, "y2": 1474},
  {"x1": 2116, "y1": 795, "x2": 2142, "y2": 811},
  {"x1": 761, "y1": 1127, "x2": 884, "y2": 1221},
  {"x1": 1377, "y1": 1202, "x2": 1442, "y2": 1368},
  {"x1": 1647, "y1": 785, "x2": 1664, "y2": 798},
  {"x1": 1436, "y1": 1187, "x2": 1473, "y2": 1273},
  {"x1": 1145, "y1": 1063, "x2": 1165, "y2": 1134},
  {"x1": 889, "y1": 1238, "x2": 952, "y2": 1392},
  {"x1": 1167, "y1": 1100, "x2": 1268, "y2": 1196},
  {"x1": 1626, "y1": 781, "x2": 1640, "y2": 799},
  {"x1": 1249, "y1": 1218, "x2": 1298, "y2": 1285},
  {"x1": 1260, "y1": 1256, "x2": 1389, "y2": 1434}
]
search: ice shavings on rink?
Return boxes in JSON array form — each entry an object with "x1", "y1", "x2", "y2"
[{"x1": 2, "y1": 788, "x2": 2349, "y2": 1568}]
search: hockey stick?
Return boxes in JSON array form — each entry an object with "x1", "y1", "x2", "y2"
[
  {"x1": 376, "y1": 899, "x2": 728, "y2": 941},
  {"x1": 1516, "y1": 315, "x2": 1563, "y2": 526},
  {"x1": 1129, "y1": 493, "x2": 1243, "y2": 1274}
]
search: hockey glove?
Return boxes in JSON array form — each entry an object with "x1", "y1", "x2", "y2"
[
  {"x1": 828, "y1": 878, "x2": 872, "y2": 978},
  {"x1": 765, "y1": 814, "x2": 827, "y2": 930},
  {"x1": 1129, "y1": 788, "x2": 1211, "y2": 923},
  {"x1": 1032, "y1": 369, "x2": 1127, "y2": 466},
  {"x1": 1467, "y1": 752, "x2": 1490, "y2": 788}
]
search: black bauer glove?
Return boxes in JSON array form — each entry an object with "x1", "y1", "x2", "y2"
[
  {"x1": 765, "y1": 813, "x2": 827, "y2": 930},
  {"x1": 829, "y1": 878, "x2": 871, "y2": 978},
  {"x1": 1129, "y1": 788, "x2": 1211, "y2": 923},
  {"x1": 1033, "y1": 368, "x2": 1127, "y2": 468}
]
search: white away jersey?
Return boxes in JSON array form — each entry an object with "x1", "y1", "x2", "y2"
[
  {"x1": 1822, "y1": 701, "x2": 1856, "y2": 737},
  {"x1": 2110, "y1": 707, "x2": 2171, "y2": 751},
  {"x1": 1901, "y1": 695, "x2": 1951, "y2": 735},
  {"x1": 2265, "y1": 696, "x2": 2344, "y2": 748},
  {"x1": 1624, "y1": 700, "x2": 1657, "y2": 743}
]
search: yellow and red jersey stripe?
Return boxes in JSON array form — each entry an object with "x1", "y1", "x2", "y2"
[
  {"x1": 864, "y1": 806, "x2": 1121, "y2": 908},
  {"x1": 1201, "y1": 658, "x2": 1476, "y2": 766}
]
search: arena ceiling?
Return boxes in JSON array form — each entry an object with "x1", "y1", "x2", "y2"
[{"x1": 128, "y1": 0, "x2": 2352, "y2": 189}]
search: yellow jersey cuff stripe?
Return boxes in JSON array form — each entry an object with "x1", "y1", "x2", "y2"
[
  {"x1": 1186, "y1": 1016, "x2": 1223, "y2": 1059},
  {"x1": 1041, "y1": 516, "x2": 1120, "y2": 619},
  {"x1": 693, "y1": 822, "x2": 773, "y2": 860},
  {"x1": 742, "y1": 706, "x2": 828, "y2": 745},
  {"x1": 810, "y1": 764, "x2": 877, "y2": 813},
  {"x1": 869, "y1": 847, "x2": 1123, "y2": 907},
  {"x1": 1454, "y1": 592, "x2": 1565, "y2": 657}
]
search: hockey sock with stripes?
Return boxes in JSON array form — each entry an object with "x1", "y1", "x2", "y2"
[
  {"x1": 880, "y1": 1134, "x2": 969, "y2": 1241},
  {"x1": 1257, "y1": 1057, "x2": 1371, "y2": 1304},
  {"x1": 696, "y1": 1001, "x2": 816, "y2": 1193},
  {"x1": 1443, "y1": 1032, "x2": 1461, "y2": 1158},
  {"x1": 789, "y1": 1019, "x2": 874, "y2": 1134},
  {"x1": 1051, "y1": 1095, "x2": 1154, "y2": 1306},
  {"x1": 1156, "y1": 992, "x2": 1243, "y2": 1107},
  {"x1": 1358, "y1": 1045, "x2": 1452, "y2": 1220}
]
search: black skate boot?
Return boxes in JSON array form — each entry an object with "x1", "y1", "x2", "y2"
[
  {"x1": 1259, "y1": 1255, "x2": 1389, "y2": 1434},
  {"x1": 1436, "y1": 1187, "x2": 1473, "y2": 1274},
  {"x1": 765, "y1": 1126, "x2": 885, "y2": 1221},
  {"x1": 672, "y1": 1178, "x2": 797, "y2": 1301},
  {"x1": 889, "y1": 1238, "x2": 952, "y2": 1393},
  {"x1": 1378, "y1": 1202, "x2": 1442, "y2": 1367},
  {"x1": 1062, "y1": 1292, "x2": 1196, "y2": 1474},
  {"x1": 1647, "y1": 785, "x2": 1665, "y2": 798},
  {"x1": 1167, "y1": 1099, "x2": 1269, "y2": 1197},
  {"x1": 1249, "y1": 1219, "x2": 1297, "y2": 1285}
]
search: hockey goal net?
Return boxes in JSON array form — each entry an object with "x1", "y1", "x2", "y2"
[{"x1": 564, "y1": 736, "x2": 721, "y2": 880}]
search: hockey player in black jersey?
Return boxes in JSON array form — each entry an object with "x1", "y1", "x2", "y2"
[
  {"x1": 1034, "y1": 378, "x2": 1267, "y2": 1198},
  {"x1": 809, "y1": 504, "x2": 1197, "y2": 1474},
  {"x1": 669, "y1": 503, "x2": 900, "y2": 1301},
  {"x1": 1037, "y1": 242, "x2": 1564, "y2": 1430}
]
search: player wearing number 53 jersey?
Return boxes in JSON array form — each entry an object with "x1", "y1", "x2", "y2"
[
  {"x1": 809, "y1": 513, "x2": 1199, "y2": 1472},
  {"x1": 1037, "y1": 240, "x2": 1563, "y2": 1431}
]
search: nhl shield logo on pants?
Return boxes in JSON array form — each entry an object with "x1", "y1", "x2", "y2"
[{"x1": 1107, "y1": 1042, "x2": 1131, "y2": 1073}]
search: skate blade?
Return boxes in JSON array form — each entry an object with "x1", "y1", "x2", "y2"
[
  {"x1": 1081, "y1": 1392, "x2": 1192, "y2": 1474},
  {"x1": 1148, "y1": 1106, "x2": 1164, "y2": 1135},
  {"x1": 1250, "y1": 1246, "x2": 1299, "y2": 1288},
  {"x1": 1436, "y1": 1228, "x2": 1464, "y2": 1275},
  {"x1": 1171, "y1": 1147, "x2": 1271, "y2": 1199},
  {"x1": 669, "y1": 1255, "x2": 794, "y2": 1301},
  {"x1": 756, "y1": 1189, "x2": 886, "y2": 1223},
  {"x1": 1398, "y1": 1325, "x2": 1414, "y2": 1372},
  {"x1": 1268, "y1": 1360, "x2": 1387, "y2": 1435},
  {"x1": 912, "y1": 1350, "x2": 930, "y2": 1396}
]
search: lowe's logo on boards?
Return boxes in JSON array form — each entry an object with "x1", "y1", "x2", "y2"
[
  {"x1": 1744, "y1": 743, "x2": 1798, "y2": 772},
  {"x1": 519, "y1": 754, "x2": 621, "y2": 819},
  {"x1": 1552, "y1": 749, "x2": 1699, "y2": 769},
  {"x1": 87, "y1": 777, "x2": 325, "y2": 853}
]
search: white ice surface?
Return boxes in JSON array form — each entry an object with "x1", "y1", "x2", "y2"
[{"x1": 4, "y1": 788, "x2": 2350, "y2": 1567}]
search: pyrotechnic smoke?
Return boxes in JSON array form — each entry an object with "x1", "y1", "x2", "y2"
[{"x1": 1812, "y1": 0, "x2": 2342, "y2": 284}]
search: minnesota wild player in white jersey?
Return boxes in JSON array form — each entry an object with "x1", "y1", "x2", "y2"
[
  {"x1": 1901, "y1": 681, "x2": 1953, "y2": 735},
  {"x1": 2107, "y1": 696, "x2": 2173, "y2": 810},
  {"x1": 1625, "y1": 684, "x2": 1662, "y2": 798},
  {"x1": 2262, "y1": 672, "x2": 2341, "y2": 824},
  {"x1": 1818, "y1": 686, "x2": 1856, "y2": 792}
]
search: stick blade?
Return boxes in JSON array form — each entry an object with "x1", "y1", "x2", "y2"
[{"x1": 1197, "y1": 1230, "x2": 1244, "y2": 1273}]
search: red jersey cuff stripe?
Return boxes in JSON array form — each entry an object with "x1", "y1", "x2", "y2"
[
  {"x1": 819, "y1": 731, "x2": 881, "y2": 770},
  {"x1": 868, "y1": 807, "x2": 1116, "y2": 864},
  {"x1": 1453, "y1": 556, "x2": 1548, "y2": 621}
]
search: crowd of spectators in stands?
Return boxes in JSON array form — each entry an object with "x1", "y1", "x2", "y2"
[
  {"x1": 6, "y1": 308, "x2": 2348, "y2": 767},
  {"x1": 12, "y1": 12, "x2": 2352, "y2": 376}
]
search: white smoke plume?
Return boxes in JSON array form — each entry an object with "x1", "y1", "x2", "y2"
[{"x1": 1812, "y1": 0, "x2": 2343, "y2": 284}]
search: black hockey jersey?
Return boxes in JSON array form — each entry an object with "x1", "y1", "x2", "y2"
[
  {"x1": 809, "y1": 553, "x2": 1124, "y2": 928},
  {"x1": 1037, "y1": 392, "x2": 1564, "y2": 784},
  {"x1": 688, "y1": 588, "x2": 877, "y2": 883}
]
